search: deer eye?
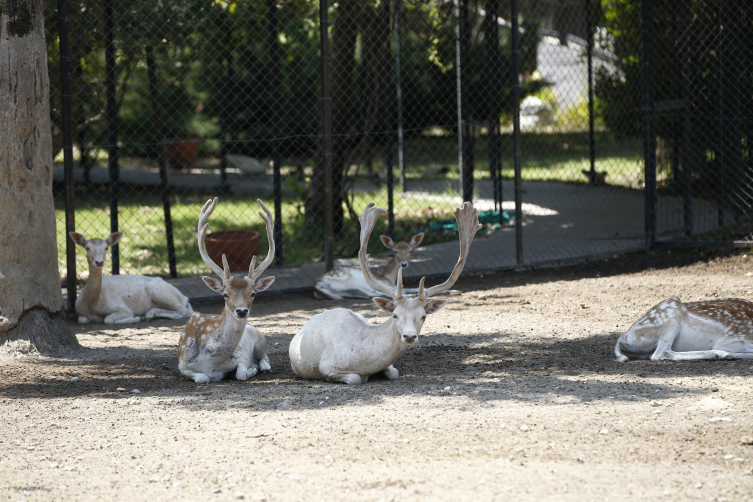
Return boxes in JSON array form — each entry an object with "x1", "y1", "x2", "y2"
[
  {"x1": 222, "y1": 293, "x2": 229, "y2": 299},
  {"x1": 393, "y1": 315, "x2": 398, "y2": 319},
  {"x1": 250, "y1": 293, "x2": 256, "y2": 298},
  {"x1": 421, "y1": 316, "x2": 426, "y2": 321}
]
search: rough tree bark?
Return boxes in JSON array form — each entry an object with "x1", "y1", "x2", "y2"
[{"x1": 0, "y1": 0, "x2": 79, "y2": 354}]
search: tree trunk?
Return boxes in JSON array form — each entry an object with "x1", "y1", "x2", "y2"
[{"x1": 0, "y1": 0, "x2": 79, "y2": 354}]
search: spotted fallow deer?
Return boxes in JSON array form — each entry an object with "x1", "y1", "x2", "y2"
[
  {"x1": 68, "y1": 232, "x2": 193, "y2": 324},
  {"x1": 313, "y1": 232, "x2": 424, "y2": 300},
  {"x1": 615, "y1": 297, "x2": 753, "y2": 362},
  {"x1": 289, "y1": 202, "x2": 482, "y2": 384},
  {"x1": 177, "y1": 198, "x2": 275, "y2": 383}
]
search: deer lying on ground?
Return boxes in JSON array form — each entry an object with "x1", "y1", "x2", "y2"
[
  {"x1": 289, "y1": 202, "x2": 481, "y2": 384},
  {"x1": 615, "y1": 297, "x2": 753, "y2": 361},
  {"x1": 313, "y1": 232, "x2": 424, "y2": 300},
  {"x1": 178, "y1": 198, "x2": 275, "y2": 383},
  {"x1": 69, "y1": 232, "x2": 193, "y2": 324}
]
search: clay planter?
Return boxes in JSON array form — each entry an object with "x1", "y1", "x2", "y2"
[
  {"x1": 205, "y1": 230, "x2": 261, "y2": 273},
  {"x1": 162, "y1": 139, "x2": 200, "y2": 170}
]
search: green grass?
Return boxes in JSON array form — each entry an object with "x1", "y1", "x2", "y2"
[
  {"x1": 56, "y1": 131, "x2": 645, "y2": 280},
  {"x1": 56, "y1": 187, "x2": 464, "y2": 281}
]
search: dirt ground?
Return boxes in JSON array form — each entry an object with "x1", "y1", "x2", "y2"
[{"x1": 2, "y1": 248, "x2": 753, "y2": 501}]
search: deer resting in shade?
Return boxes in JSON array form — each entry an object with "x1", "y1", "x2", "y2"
[
  {"x1": 289, "y1": 202, "x2": 482, "y2": 384},
  {"x1": 615, "y1": 297, "x2": 753, "y2": 361},
  {"x1": 178, "y1": 198, "x2": 275, "y2": 383}
]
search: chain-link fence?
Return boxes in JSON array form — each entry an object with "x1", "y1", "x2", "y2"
[{"x1": 48, "y1": 0, "x2": 753, "y2": 310}]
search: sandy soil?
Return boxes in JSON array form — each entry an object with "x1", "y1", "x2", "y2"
[{"x1": 2, "y1": 248, "x2": 753, "y2": 502}]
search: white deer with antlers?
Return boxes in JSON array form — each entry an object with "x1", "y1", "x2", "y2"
[
  {"x1": 313, "y1": 232, "x2": 424, "y2": 300},
  {"x1": 289, "y1": 202, "x2": 482, "y2": 384},
  {"x1": 615, "y1": 297, "x2": 753, "y2": 361},
  {"x1": 178, "y1": 198, "x2": 275, "y2": 383},
  {"x1": 68, "y1": 232, "x2": 193, "y2": 324}
]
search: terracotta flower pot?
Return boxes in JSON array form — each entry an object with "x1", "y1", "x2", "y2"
[
  {"x1": 162, "y1": 139, "x2": 200, "y2": 171},
  {"x1": 205, "y1": 230, "x2": 261, "y2": 273}
]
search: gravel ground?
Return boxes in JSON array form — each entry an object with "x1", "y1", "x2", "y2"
[{"x1": 2, "y1": 248, "x2": 753, "y2": 501}]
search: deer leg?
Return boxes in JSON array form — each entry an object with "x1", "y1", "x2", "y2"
[
  {"x1": 180, "y1": 369, "x2": 211, "y2": 384},
  {"x1": 104, "y1": 310, "x2": 142, "y2": 324},
  {"x1": 258, "y1": 354, "x2": 272, "y2": 373},
  {"x1": 144, "y1": 308, "x2": 185, "y2": 321},
  {"x1": 327, "y1": 373, "x2": 364, "y2": 385},
  {"x1": 77, "y1": 316, "x2": 91, "y2": 324},
  {"x1": 383, "y1": 365, "x2": 399, "y2": 380},
  {"x1": 651, "y1": 322, "x2": 732, "y2": 360}
]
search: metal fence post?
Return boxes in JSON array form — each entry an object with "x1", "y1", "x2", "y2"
[
  {"x1": 460, "y1": 0, "x2": 474, "y2": 204},
  {"x1": 320, "y1": 0, "x2": 335, "y2": 271},
  {"x1": 681, "y1": 0, "x2": 693, "y2": 236},
  {"x1": 104, "y1": 0, "x2": 120, "y2": 274},
  {"x1": 58, "y1": 0, "x2": 77, "y2": 313},
  {"x1": 268, "y1": 0, "x2": 284, "y2": 266},
  {"x1": 586, "y1": 0, "x2": 596, "y2": 185},
  {"x1": 218, "y1": 28, "x2": 233, "y2": 195},
  {"x1": 486, "y1": 0, "x2": 502, "y2": 221},
  {"x1": 395, "y1": 1, "x2": 406, "y2": 193},
  {"x1": 146, "y1": 45, "x2": 177, "y2": 278},
  {"x1": 386, "y1": 0, "x2": 395, "y2": 240},
  {"x1": 716, "y1": 0, "x2": 725, "y2": 227},
  {"x1": 455, "y1": 0, "x2": 463, "y2": 199},
  {"x1": 511, "y1": 0, "x2": 523, "y2": 265},
  {"x1": 641, "y1": 0, "x2": 656, "y2": 246}
]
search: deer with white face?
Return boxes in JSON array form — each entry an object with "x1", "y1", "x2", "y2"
[
  {"x1": 68, "y1": 232, "x2": 193, "y2": 324},
  {"x1": 178, "y1": 198, "x2": 275, "y2": 383},
  {"x1": 313, "y1": 232, "x2": 424, "y2": 300},
  {"x1": 615, "y1": 297, "x2": 753, "y2": 362},
  {"x1": 289, "y1": 202, "x2": 482, "y2": 384}
]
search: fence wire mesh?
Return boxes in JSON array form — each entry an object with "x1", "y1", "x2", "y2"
[{"x1": 46, "y1": 0, "x2": 752, "y2": 308}]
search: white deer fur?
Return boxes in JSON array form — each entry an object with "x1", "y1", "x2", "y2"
[
  {"x1": 313, "y1": 233, "x2": 424, "y2": 300},
  {"x1": 289, "y1": 202, "x2": 482, "y2": 384},
  {"x1": 69, "y1": 232, "x2": 193, "y2": 324},
  {"x1": 615, "y1": 297, "x2": 753, "y2": 362},
  {"x1": 178, "y1": 198, "x2": 275, "y2": 383}
]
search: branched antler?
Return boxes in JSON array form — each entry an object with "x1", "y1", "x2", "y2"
[
  {"x1": 419, "y1": 201, "x2": 482, "y2": 300},
  {"x1": 357, "y1": 203, "x2": 397, "y2": 298},
  {"x1": 249, "y1": 199, "x2": 275, "y2": 281},
  {"x1": 198, "y1": 197, "x2": 228, "y2": 280}
]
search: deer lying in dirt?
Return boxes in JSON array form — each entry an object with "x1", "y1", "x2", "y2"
[
  {"x1": 615, "y1": 297, "x2": 753, "y2": 361},
  {"x1": 178, "y1": 198, "x2": 275, "y2": 383},
  {"x1": 69, "y1": 232, "x2": 193, "y2": 324},
  {"x1": 289, "y1": 202, "x2": 481, "y2": 384},
  {"x1": 313, "y1": 232, "x2": 424, "y2": 300}
]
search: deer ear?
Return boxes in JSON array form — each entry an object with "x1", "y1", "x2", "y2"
[
  {"x1": 69, "y1": 232, "x2": 87, "y2": 247},
  {"x1": 424, "y1": 299, "x2": 448, "y2": 315},
  {"x1": 202, "y1": 276, "x2": 224, "y2": 294},
  {"x1": 380, "y1": 235, "x2": 396, "y2": 249},
  {"x1": 410, "y1": 232, "x2": 425, "y2": 249},
  {"x1": 372, "y1": 297, "x2": 395, "y2": 313},
  {"x1": 254, "y1": 276, "x2": 275, "y2": 293},
  {"x1": 106, "y1": 231, "x2": 124, "y2": 246}
]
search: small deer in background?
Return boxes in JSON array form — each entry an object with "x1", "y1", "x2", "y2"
[
  {"x1": 289, "y1": 202, "x2": 481, "y2": 384},
  {"x1": 615, "y1": 297, "x2": 753, "y2": 361},
  {"x1": 313, "y1": 232, "x2": 424, "y2": 300},
  {"x1": 178, "y1": 198, "x2": 275, "y2": 383},
  {"x1": 69, "y1": 232, "x2": 193, "y2": 324}
]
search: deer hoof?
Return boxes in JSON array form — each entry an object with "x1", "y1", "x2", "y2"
[
  {"x1": 193, "y1": 373, "x2": 211, "y2": 384},
  {"x1": 246, "y1": 367, "x2": 258, "y2": 378},
  {"x1": 260, "y1": 361, "x2": 272, "y2": 373}
]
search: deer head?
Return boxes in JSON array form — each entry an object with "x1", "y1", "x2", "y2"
[
  {"x1": 380, "y1": 232, "x2": 424, "y2": 268},
  {"x1": 198, "y1": 198, "x2": 276, "y2": 320},
  {"x1": 359, "y1": 202, "x2": 481, "y2": 345},
  {"x1": 69, "y1": 231, "x2": 124, "y2": 269}
]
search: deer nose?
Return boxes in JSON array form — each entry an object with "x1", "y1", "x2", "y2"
[
  {"x1": 94, "y1": 260, "x2": 104, "y2": 267},
  {"x1": 403, "y1": 334, "x2": 417, "y2": 344},
  {"x1": 235, "y1": 308, "x2": 249, "y2": 318},
  {"x1": 400, "y1": 261, "x2": 408, "y2": 268}
]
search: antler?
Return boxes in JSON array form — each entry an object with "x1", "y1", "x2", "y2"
[
  {"x1": 419, "y1": 201, "x2": 482, "y2": 300},
  {"x1": 198, "y1": 197, "x2": 230, "y2": 281},
  {"x1": 358, "y1": 203, "x2": 399, "y2": 298},
  {"x1": 248, "y1": 199, "x2": 276, "y2": 281}
]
